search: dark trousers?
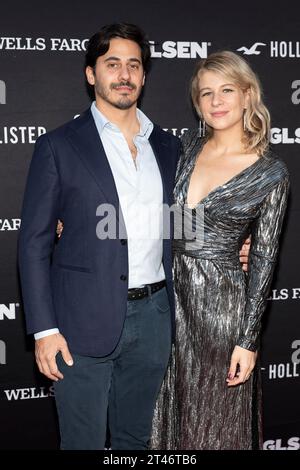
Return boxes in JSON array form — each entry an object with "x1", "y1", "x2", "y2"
[{"x1": 53, "y1": 287, "x2": 171, "y2": 450}]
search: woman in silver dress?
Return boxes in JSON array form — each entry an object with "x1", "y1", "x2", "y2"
[{"x1": 151, "y1": 51, "x2": 290, "y2": 450}]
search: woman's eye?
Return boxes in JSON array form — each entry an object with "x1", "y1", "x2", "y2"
[{"x1": 223, "y1": 88, "x2": 233, "y2": 93}]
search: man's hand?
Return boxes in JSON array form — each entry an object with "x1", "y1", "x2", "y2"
[
  {"x1": 239, "y1": 236, "x2": 251, "y2": 272},
  {"x1": 35, "y1": 333, "x2": 73, "y2": 381},
  {"x1": 226, "y1": 345, "x2": 257, "y2": 387}
]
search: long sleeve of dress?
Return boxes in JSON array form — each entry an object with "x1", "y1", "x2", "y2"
[{"x1": 237, "y1": 174, "x2": 290, "y2": 351}]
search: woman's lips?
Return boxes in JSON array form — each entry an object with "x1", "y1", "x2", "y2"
[{"x1": 211, "y1": 111, "x2": 228, "y2": 117}]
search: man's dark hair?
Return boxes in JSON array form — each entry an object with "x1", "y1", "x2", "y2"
[{"x1": 85, "y1": 23, "x2": 151, "y2": 72}]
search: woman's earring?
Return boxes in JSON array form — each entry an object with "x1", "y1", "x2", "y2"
[
  {"x1": 243, "y1": 110, "x2": 247, "y2": 132},
  {"x1": 199, "y1": 119, "x2": 206, "y2": 137}
]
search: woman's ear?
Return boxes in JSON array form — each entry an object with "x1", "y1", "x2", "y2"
[{"x1": 244, "y1": 88, "x2": 251, "y2": 108}]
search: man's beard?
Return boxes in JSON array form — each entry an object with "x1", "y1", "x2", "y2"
[{"x1": 95, "y1": 81, "x2": 140, "y2": 110}]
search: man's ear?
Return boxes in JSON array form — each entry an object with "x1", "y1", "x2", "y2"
[{"x1": 86, "y1": 66, "x2": 95, "y2": 86}]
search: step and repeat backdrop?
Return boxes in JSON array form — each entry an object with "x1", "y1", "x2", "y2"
[{"x1": 0, "y1": 0, "x2": 299, "y2": 450}]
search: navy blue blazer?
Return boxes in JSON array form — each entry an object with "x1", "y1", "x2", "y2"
[{"x1": 18, "y1": 109, "x2": 180, "y2": 356}]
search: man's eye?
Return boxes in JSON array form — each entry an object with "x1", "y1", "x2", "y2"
[{"x1": 108, "y1": 63, "x2": 118, "y2": 68}]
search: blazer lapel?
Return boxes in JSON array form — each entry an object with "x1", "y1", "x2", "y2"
[
  {"x1": 66, "y1": 114, "x2": 173, "y2": 227},
  {"x1": 66, "y1": 111, "x2": 121, "y2": 217},
  {"x1": 149, "y1": 126, "x2": 173, "y2": 206}
]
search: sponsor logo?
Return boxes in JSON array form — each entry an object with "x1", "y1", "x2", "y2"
[
  {"x1": 0, "y1": 303, "x2": 19, "y2": 320},
  {"x1": 263, "y1": 437, "x2": 300, "y2": 450},
  {"x1": 262, "y1": 362, "x2": 300, "y2": 379},
  {"x1": 0, "y1": 126, "x2": 46, "y2": 144},
  {"x1": 163, "y1": 127, "x2": 300, "y2": 143},
  {"x1": 0, "y1": 37, "x2": 88, "y2": 52},
  {"x1": 1, "y1": 124, "x2": 297, "y2": 145},
  {"x1": 0, "y1": 37, "x2": 47, "y2": 50},
  {"x1": 0, "y1": 340, "x2": 6, "y2": 365},
  {"x1": 0, "y1": 79, "x2": 6, "y2": 104},
  {"x1": 268, "y1": 288, "x2": 300, "y2": 300},
  {"x1": 237, "y1": 41, "x2": 300, "y2": 58},
  {"x1": 150, "y1": 41, "x2": 211, "y2": 59},
  {"x1": 163, "y1": 128, "x2": 188, "y2": 137},
  {"x1": 0, "y1": 37, "x2": 211, "y2": 58},
  {"x1": 3, "y1": 386, "x2": 54, "y2": 400},
  {"x1": 1, "y1": 37, "x2": 299, "y2": 59},
  {"x1": 262, "y1": 341, "x2": 300, "y2": 379},
  {"x1": 291, "y1": 80, "x2": 300, "y2": 104},
  {"x1": 271, "y1": 127, "x2": 300, "y2": 144},
  {"x1": 237, "y1": 42, "x2": 267, "y2": 55},
  {"x1": 0, "y1": 218, "x2": 21, "y2": 231},
  {"x1": 49, "y1": 38, "x2": 89, "y2": 51},
  {"x1": 270, "y1": 41, "x2": 300, "y2": 58}
]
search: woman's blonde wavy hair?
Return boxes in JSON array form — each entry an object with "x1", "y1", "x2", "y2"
[{"x1": 190, "y1": 51, "x2": 271, "y2": 156}]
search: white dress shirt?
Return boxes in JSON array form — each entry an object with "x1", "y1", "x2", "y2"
[{"x1": 35, "y1": 103, "x2": 165, "y2": 339}]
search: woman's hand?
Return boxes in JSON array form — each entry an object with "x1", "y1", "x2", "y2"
[
  {"x1": 226, "y1": 345, "x2": 257, "y2": 386},
  {"x1": 56, "y1": 219, "x2": 63, "y2": 238}
]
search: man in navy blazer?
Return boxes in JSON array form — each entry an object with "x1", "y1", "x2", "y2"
[{"x1": 19, "y1": 23, "x2": 180, "y2": 450}]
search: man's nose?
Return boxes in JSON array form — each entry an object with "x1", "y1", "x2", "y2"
[{"x1": 118, "y1": 64, "x2": 130, "y2": 81}]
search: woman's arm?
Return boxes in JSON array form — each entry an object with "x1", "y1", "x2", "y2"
[
  {"x1": 227, "y1": 172, "x2": 290, "y2": 386},
  {"x1": 238, "y1": 175, "x2": 290, "y2": 351}
]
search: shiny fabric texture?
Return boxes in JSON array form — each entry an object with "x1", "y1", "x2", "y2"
[{"x1": 151, "y1": 129, "x2": 290, "y2": 450}]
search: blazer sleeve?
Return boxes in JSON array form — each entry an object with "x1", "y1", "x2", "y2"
[
  {"x1": 18, "y1": 134, "x2": 60, "y2": 334},
  {"x1": 237, "y1": 174, "x2": 290, "y2": 351}
]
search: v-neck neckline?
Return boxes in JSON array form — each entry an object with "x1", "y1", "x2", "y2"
[{"x1": 185, "y1": 141, "x2": 265, "y2": 208}]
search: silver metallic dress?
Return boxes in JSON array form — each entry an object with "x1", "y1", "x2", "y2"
[{"x1": 151, "y1": 129, "x2": 290, "y2": 450}]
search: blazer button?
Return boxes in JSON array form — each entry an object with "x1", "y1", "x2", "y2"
[
  {"x1": 120, "y1": 239, "x2": 127, "y2": 245},
  {"x1": 120, "y1": 275, "x2": 127, "y2": 281}
]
